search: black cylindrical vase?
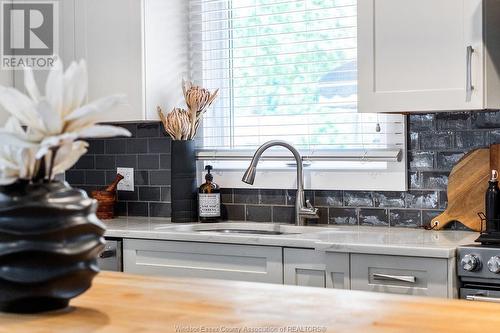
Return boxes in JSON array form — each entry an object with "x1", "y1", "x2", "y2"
[
  {"x1": 0, "y1": 181, "x2": 105, "y2": 313},
  {"x1": 171, "y1": 140, "x2": 197, "y2": 223}
]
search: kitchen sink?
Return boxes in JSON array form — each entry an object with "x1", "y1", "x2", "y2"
[
  {"x1": 155, "y1": 222, "x2": 335, "y2": 235},
  {"x1": 193, "y1": 229, "x2": 296, "y2": 235}
]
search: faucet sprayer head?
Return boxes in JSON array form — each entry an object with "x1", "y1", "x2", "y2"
[{"x1": 242, "y1": 166, "x2": 256, "y2": 185}]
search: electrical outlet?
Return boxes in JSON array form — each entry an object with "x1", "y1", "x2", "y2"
[{"x1": 117, "y1": 167, "x2": 134, "y2": 191}]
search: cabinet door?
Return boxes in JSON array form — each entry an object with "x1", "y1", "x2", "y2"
[
  {"x1": 123, "y1": 239, "x2": 283, "y2": 284},
  {"x1": 13, "y1": 0, "x2": 76, "y2": 100},
  {"x1": 73, "y1": 0, "x2": 144, "y2": 122},
  {"x1": 350, "y1": 254, "x2": 449, "y2": 297},
  {"x1": 358, "y1": 0, "x2": 483, "y2": 112},
  {"x1": 283, "y1": 249, "x2": 349, "y2": 289}
]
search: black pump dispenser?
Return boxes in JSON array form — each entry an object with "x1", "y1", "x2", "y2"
[
  {"x1": 205, "y1": 165, "x2": 214, "y2": 182},
  {"x1": 486, "y1": 170, "x2": 500, "y2": 233},
  {"x1": 198, "y1": 165, "x2": 221, "y2": 222}
]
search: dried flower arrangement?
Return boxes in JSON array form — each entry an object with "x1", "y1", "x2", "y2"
[
  {"x1": 158, "y1": 80, "x2": 219, "y2": 140},
  {"x1": 0, "y1": 59, "x2": 131, "y2": 185}
]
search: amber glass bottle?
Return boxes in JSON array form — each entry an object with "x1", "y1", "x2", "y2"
[{"x1": 198, "y1": 165, "x2": 221, "y2": 223}]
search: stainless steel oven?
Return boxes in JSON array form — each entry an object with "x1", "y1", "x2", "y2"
[
  {"x1": 458, "y1": 245, "x2": 500, "y2": 303},
  {"x1": 97, "y1": 239, "x2": 122, "y2": 272},
  {"x1": 461, "y1": 286, "x2": 500, "y2": 303}
]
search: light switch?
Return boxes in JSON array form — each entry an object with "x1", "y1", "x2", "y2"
[{"x1": 117, "y1": 167, "x2": 134, "y2": 191}]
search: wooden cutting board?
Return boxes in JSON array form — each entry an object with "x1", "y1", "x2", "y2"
[{"x1": 432, "y1": 147, "x2": 492, "y2": 231}]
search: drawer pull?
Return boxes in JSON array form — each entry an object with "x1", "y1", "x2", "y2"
[
  {"x1": 99, "y1": 249, "x2": 116, "y2": 259},
  {"x1": 466, "y1": 295, "x2": 500, "y2": 303},
  {"x1": 466, "y1": 45, "x2": 474, "y2": 102},
  {"x1": 372, "y1": 273, "x2": 416, "y2": 283}
]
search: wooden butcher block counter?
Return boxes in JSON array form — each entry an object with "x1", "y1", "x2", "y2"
[{"x1": 1, "y1": 272, "x2": 499, "y2": 333}]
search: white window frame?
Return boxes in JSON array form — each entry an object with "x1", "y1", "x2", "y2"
[{"x1": 190, "y1": 0, "x2": 408, "y2": 191}]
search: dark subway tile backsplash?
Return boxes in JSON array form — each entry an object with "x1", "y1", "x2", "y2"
[
  {"x1": 137, "y1": 123, "x2": 160, "y2": 137},
  {"x1": 74, "y1": 155, "x2": 95, "y2": 169},
  {"x1": 389, "y1": 209, "x2": 422, "y2": 228},
  {"x1": 409, "y1": 152, "x2": 434, "y2": 170},
  {"x1": 139, "y1": 187, "x2": 161, "y2": 202},
  {"x1": 436, "y1": 152, "x2": 465, "y2": 170},
  {"x1": 67, "y1": 111, "x2": 500, "y2": 228},
  {"x1": 149, "y1": 202, "x2": 171, "y2": 218},
  {"x1": 344, "y1": 191, "x2": 373, "y2": 207},
  {"x1": 314, "y1": 190, "x2": 342, "y2": 207},
  {"x1": 359, "y1": 208, "x2": 389, "y2": 227},
  {"x1": 138, "y1": 155, "x2": 160, "y2": 170},
  {"x1": 66, "y1": 170, "x2": 85, "y2": 184},
  {"x1": 259, "y1": 189, "x2": 286, "y2": 205},
  {"x1": 126, "y1": 138, "x2": 148, "y2": 154},
  {"x1": 234, "y1": 189, "x2": 260, "y2": 204},
  {"x1": 105, "y1": 140, "x2": 127, "y2": 154},
  {"x1": 128, "y1": 202, "x2": 149, "y2": 217},
  {"x1": 272, "y1": 206, "x2": 294, "y2": 223},
  {"x1": 149, "y1": 170, "x2": 171, "y2": 185},
  {"x1": 329, "y1": 208, "x2": 358, "y2": 225},
  {"x1": 95, "y1": 155, "x2": 115, "y2": 170},
  {"x1": 218, "y1": 111, "x2": 500, "y2": 230},
  {"x1": 67, "y1": 122, "x2": 171, "y2": 218},
  {"x1": 372, "y1": 191, "x2": 405, "y2": 208},
  {"x1": 87, "y1": 140, "x2": 104, "y2": 154},
  {"x1": 246, "y1": 205, "x2": 272, "y2": 222},
  {"x1": 116, "y1": 155, "x2": 137, "y2": 169},
  {"x1": 85, "y1": 170, "x2": 105, "y2": 185}
]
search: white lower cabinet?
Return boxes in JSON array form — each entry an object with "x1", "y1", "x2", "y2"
[
  {"x1": 123, "y1": 239, "x2": 283, "y2": 284},
  {"x1": 283, "y1": 249, "x2": 349, "y2": 289},
  {"x1": 350, "y1": 254, "x2": 450, "y2": 298}
]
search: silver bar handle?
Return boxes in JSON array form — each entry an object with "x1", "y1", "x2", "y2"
[
  {"x1": 466, "y1": 295, "x2": 500, "y2": 303},
  {"x1": 466, "y1": 45, "x2": 474, "y2": 102},
  {"x1": 372, "y1": 273, "x2": 416, "y2": 284}
]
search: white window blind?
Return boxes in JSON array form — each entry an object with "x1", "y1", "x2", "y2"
[{"x1": 188, "y1": 0, "x2": 407, "y2": 191}]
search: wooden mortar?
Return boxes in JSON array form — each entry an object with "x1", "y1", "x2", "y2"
[{"x1": 91, "y1": 174, "x2": 124, "y2": 220}]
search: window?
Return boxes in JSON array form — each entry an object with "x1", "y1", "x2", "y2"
[{"x1": 189, "y1": 0, "x2": 407, "y2": 191}]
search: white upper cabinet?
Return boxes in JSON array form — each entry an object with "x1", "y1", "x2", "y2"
[
  {"x1": 13, "y1": 0, "x2": 76, "y2": 88},
  {"x1": 71, "y1": 0, "x2": 188, "y2": 122},
  {"x1": 358, "y1": 0, "x2": 500, "y2": 113}
]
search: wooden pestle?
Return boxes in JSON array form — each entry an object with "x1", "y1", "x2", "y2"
[{"x1": 105, "y1": 174, "x2": 124, "y2": 193}]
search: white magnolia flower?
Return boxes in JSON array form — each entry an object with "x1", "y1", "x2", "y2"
[
  {"x1": 0, "y1": 58, "x2": 132, "y2": 184},
  {"x1": 0, "y1": 118, "x2": 37, "y2": 184},
  {"x1": 49, "y1": 140, "x2": 89, "y2": 176}
]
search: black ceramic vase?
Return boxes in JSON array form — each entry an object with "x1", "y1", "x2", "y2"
[
  {"x1": 171, "y1": 140, "x2": 198, "y2": 222},
  {"x1": 0, "y1": 181, "x2": 105, "y2": 313}
]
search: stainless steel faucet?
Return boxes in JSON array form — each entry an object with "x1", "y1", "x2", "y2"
[{"x1": 242, "y1": 140, "x2": 319, "y2": 226}]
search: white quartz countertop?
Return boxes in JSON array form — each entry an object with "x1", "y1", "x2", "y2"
[{"x1": 103, "y1": 217, "x2": 478, "y2": 258}]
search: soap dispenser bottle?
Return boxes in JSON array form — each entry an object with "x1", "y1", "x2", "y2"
[
  {"x1": 486, "y1": 170, "x2": 500, "y2": 233},
  {"x1": 198, "y1": 165, "x2": 221, "y2": 223}
]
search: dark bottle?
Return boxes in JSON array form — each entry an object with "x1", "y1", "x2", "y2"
[
  {"x1": 486, "y1": 170, "x2": 500, "y2": 233},
  {"x1": 198, "y1": 165, "x2": 221, "y2": 223}
]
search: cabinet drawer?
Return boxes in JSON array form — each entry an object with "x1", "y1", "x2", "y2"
[
  {"x1": 283, "y1": 249, "x2": 349, "y2": 289},
  {"x1": 350, "y1": 254, "x2": 448, "y2": 297},
  {"x1": 123, "y1": 239, "x2": 283, "y2": 284}
]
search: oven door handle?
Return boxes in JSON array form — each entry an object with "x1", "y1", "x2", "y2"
[{"x1": 465, "y1": 294, "x2": 500, "y2": 303}]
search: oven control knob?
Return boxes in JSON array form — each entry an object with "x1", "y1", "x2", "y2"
[
  {"x1": 487, "y1": 256, "x2": 500, "y2": 274},
  {"x1": 461, "y1": 254, "x2": 479, "y2": 272}
]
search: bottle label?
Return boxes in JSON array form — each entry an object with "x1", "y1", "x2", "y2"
[{"x1": 199, "y1": 193, "x2": 221, "y2": 217}]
